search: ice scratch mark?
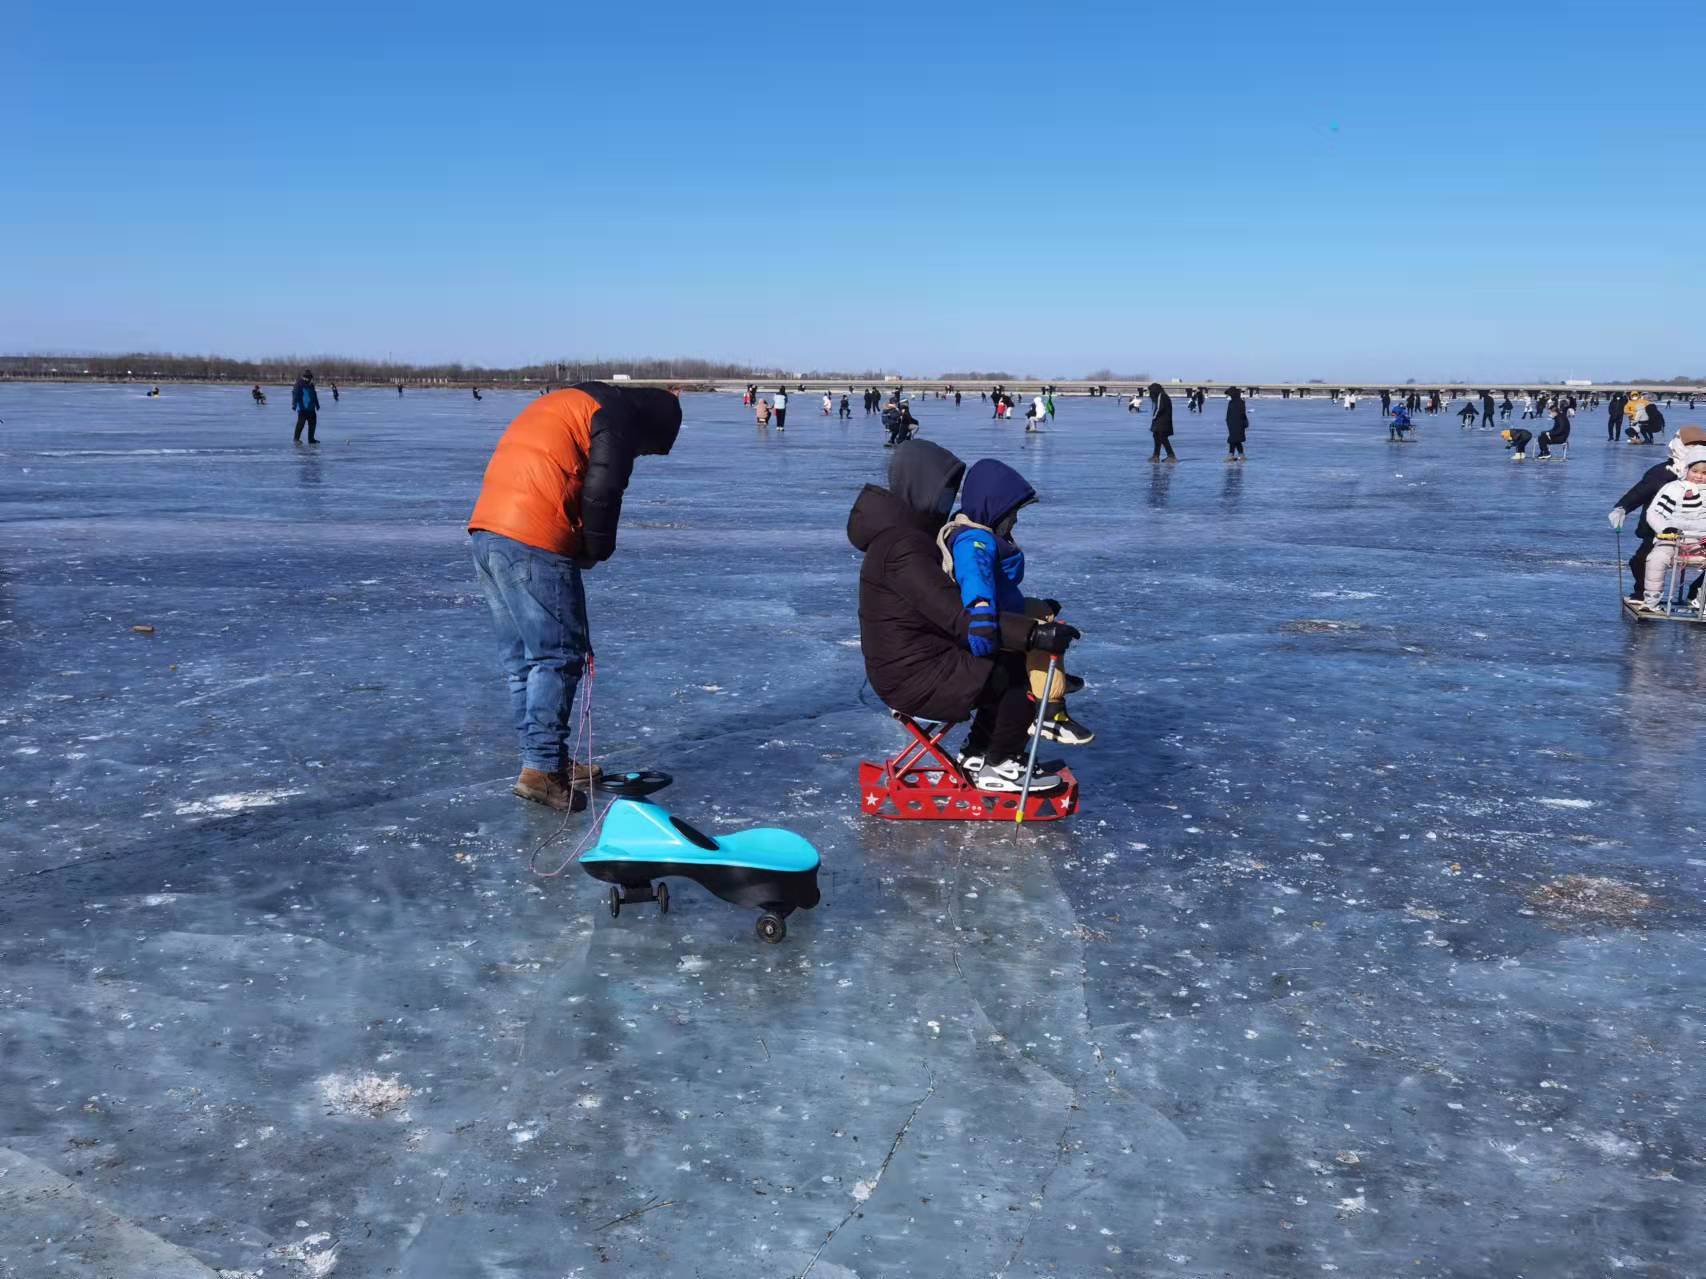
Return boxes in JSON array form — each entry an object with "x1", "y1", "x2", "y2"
[
  {"x1": 994, "y1": 1121, "x2": 1075, "y2": 1279},
  {"x1": 796, "y1": 1065, "x2": 936, "y2": 1279}
]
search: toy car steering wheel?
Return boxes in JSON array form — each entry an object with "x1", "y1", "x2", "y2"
[{"x1": 595, "y1": 770, "x2": 674, "y2": 798}]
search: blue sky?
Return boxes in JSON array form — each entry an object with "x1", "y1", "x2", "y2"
[{"x1": 8, "y1": 0, "x2": 1703, "y2": 380}]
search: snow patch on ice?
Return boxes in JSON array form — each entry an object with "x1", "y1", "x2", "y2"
[
  {"x1": 317, "y1": 1072, "x2": 412, "y2": 1119},
  {"x1": 1537, "y1": 797, "x2": 1593, "y2": 810},
  {"x1": 272, "y1": 1232, "x2": 339, "y2": 1276},
  {"x1": 678, "y1": 955, "x2": 709, "y2": 973},
  {"x1": 175, "y1": 788, "x2": 304, "y2": 818},
  {"x1": 1571, "y1": 1130, "x2": 1641, "y2": 1160}
]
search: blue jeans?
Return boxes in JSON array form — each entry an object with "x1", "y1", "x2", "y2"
[{"x1": 470, "y1": 531, "x2": 590, "y2": 773}]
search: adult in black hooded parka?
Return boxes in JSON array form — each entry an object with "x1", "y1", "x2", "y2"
[
  {"x1": 847, "y1": 440, "x2": 1076, "y2": 791},
  {"x1": 1224, "y1": 385, "x2": 1249, "y2": 461},
  {"x1": 1147, "y1": 382, "x2": 1177, "y2": 461}
]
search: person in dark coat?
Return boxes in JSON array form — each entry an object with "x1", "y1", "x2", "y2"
[
  {"x1": 1607, "y1": 392, "x2": 1627, "y2": 442},
  {"x1": 1147, "y1": 382, "x2": 1176, "y2": 462},
  {"x1": 1224, "y1": 385, "x2": 1249, "y2": 461},
  {"x1": 847, "y1": 440, "x2": 1075, "y2": 794},
  {"x1": 291, "y1": 369, "x2": 320, "y2": 443},
  {"x1": 1480, "y1": 390, "x2": 1495, "y2": 428},
  {"x1": 1639, "y1": 401, "x2": 1665, "y2": 445},
  {"x1": 1537, "y1": 406, "x2": 1571, "y2": 459}
]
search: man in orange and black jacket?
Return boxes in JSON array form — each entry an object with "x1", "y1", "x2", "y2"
[{"x1": 468, "y1": 383, "x2": 681, "y2": 809}]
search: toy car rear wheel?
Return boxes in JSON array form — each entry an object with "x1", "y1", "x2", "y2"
[
  {"x1": 756, "y1": 912, "x2": 786, "y2": 944},
  {"x1": 608, "y1": 887, "x2": 621, "y2": 918},
  {"x1": 656, "y1": 882, "x2": 670, "y2": 914}
]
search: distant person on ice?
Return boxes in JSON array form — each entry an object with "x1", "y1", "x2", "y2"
[
  {"x1": 847, "y1": 440, "x2": 1077, "y2": 796},
  {"x1": 1147, "y1": 383, "x2": 1176, "y2": 461},
  {"x1": 467, "y1": 383, "x2": 682, "y2": 809},
  {"x1": 1224, "y1": 385, "x2": 1249, "y2": 461},
  {"x1": 1537, "y1": 404, "x2": 1571, "y2": 459},
  {"x1": 1389, "y1": 404, "x2": 1413, "y2": 440},
  {"x1": 1501, "y1": 427, "x2": 1532, "y2": 460},
  {"x1": 291, "y1": 368, "x2": 320, "y2": 444},
  {"x1": 251, "y1": 384, "x2": 266, "y2": 406},
  {"x1": 1607, "y1": 392, "x2": 1626, "y2": 442},
  {"x1": 773, "y1": 387, "x2": 788, "y2": 431},
  {"x1": 1457, "y1": 401, "x2": 1479, "y2": 428}
]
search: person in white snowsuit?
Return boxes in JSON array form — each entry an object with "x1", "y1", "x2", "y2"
[
  {"x1": 1637, "y1": 446, "x2": 1706, "y2": 612},
  {"x1": 1028, "y1": 395, "x2": 1047, "y2": 433}
]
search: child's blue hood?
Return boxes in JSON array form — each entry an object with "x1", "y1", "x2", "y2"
[{"x1": 958, "y1": 459, "x2": 1036, "y2": 529}]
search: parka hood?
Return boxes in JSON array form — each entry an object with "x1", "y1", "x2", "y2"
[
  {"x1": 618, "y1": 386, "x2": 683, "y2": 456},
  {"x1": 847, "y1": 440, "x2": 968, "y2": 553},
  {"x1": 957, "y1": 458, "x2": 1036, "y2": 530},
  {"x1": 888, "y1": 439, "x2": 967, "y2": 515}
]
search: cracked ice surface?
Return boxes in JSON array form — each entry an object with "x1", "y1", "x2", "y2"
[{"x1": 1, "y1": 383, "x2": 1704, "y2": 1277}]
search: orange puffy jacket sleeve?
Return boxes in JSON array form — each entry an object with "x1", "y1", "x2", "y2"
[{"x1": 467, "y1": 389, "x2": 597, "y2": 557}]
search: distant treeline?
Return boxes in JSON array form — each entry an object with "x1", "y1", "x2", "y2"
[
  {"x1": 2, "y1": 352, "x2": 1699, "y2": 390},
  {"x1": 0, "y1": 352, "x2": 897, "y2": 385}
]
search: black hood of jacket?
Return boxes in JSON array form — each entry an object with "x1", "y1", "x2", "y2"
[
  {"x1": 577, "y1": 382, "x2": 682, "y2": 456},
  {"x1": 889, "y1": 438, "x2": 965, "y2": 513},
  {"x1": 847, "y1": 439, "x2": 967, "y2": 553}
]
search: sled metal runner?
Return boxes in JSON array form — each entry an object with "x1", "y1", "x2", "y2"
[{"x1": 858, "y1": 712, "x2": 1078, "y2": 822}]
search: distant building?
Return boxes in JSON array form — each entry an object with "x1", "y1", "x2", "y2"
[{"x1": 1564, "y1": 379, "x2": 1593, "y2": 387}]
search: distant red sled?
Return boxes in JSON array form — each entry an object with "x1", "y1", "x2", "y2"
[{"x1": 858, "y1": 712, "x2": 1078, "y2": 822}]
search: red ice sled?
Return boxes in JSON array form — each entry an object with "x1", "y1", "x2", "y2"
[{"x1": 858, "y1": 712, "x2": 1078, "y2": 822}]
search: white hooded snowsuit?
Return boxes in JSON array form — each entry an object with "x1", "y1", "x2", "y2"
[{"x1": 1642, "y1": 443, "x2": 1706, "y2": 605}]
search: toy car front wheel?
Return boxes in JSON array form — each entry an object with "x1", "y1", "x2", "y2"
[
  {"x1": 755, "y1": 912, "x2": 786, "y2": 944},
  {"x1": 608, "y1": 887, "x2": 621, "y2": 918},
  {"x1": 656, "y1": 882, "x2": 670, "y2": 914}
]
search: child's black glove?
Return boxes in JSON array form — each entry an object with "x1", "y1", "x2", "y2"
[{"x1": 1028, "y1": 620, "x2": 1080, "y2": 656}]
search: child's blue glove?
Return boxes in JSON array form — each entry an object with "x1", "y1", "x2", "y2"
[{"x1": 967, "y1": 600, "x2": 997, "y2": 657}]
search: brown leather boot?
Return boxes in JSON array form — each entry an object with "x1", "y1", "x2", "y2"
[
  {"x1": 513, "y1": 768, "x2": 587, "y2": 811},
  {"x1": 559, "y1": 759, "x2": 604, "y2": 785}
]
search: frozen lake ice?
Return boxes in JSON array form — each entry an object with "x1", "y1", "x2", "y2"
[{"x1": 1, "y1": 383, "x2": 1703, "y2": 1277}]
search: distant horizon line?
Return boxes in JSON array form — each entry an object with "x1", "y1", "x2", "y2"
[{"x1": 1, "y1": 351, "x2": 1702, "y2": 391}]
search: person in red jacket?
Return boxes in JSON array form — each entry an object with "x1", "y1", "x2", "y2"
[{"x1": 468, "y1": 383, "x2": 682, "y2": 809}]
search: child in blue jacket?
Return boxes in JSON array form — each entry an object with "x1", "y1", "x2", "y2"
[{"x1": 936, "y1": 459, "x2": 1093, "y2": 768}]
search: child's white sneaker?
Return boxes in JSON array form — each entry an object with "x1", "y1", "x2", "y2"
[
  {"x1": 974, "y1": 757, "x2": 1064, "y2": 794},
  {"x1": 1032, "y1": 710, "x2": 1095, "y2": 746}
]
